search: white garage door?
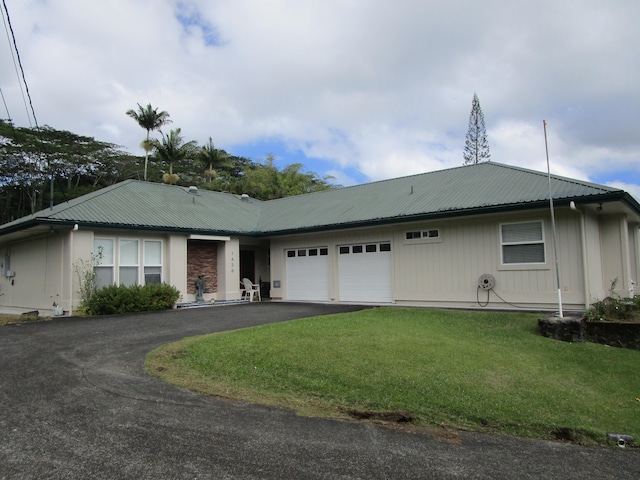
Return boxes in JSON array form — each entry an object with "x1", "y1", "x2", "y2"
[
  {"x1": 338, "y1": 242, "x2": 392, "y2": 303},
  {"x1": 285, "y1": 247, "x2": 330, "y2": 301}
]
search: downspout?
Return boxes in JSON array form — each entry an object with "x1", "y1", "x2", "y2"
[
  {"x1": 69, "y1": 224, "x2": 78, "y2": 315},
  {"x1": 570, "y1": 202, "x2": 590, "y2": 310},
  {"x1": 620, "y1": 215, "x2": 632, "y2": 296},
  {"x1": 633, "y1": 225, "x2": 640, "y2": 296}
]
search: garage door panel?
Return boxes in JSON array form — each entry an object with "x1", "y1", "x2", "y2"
[
  {"x1": 338, "y1": 243, "x2": 392, "y2": 303},
  {"x1": 286, "y1": 248, "x2": 329, "y2": 301}
]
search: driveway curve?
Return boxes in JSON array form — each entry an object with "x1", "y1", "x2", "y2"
[{"x1": 1, "y1": 303, "x2": 638, "y2": 479}]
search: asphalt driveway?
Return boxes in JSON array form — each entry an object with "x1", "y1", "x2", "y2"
[{"x1": 0, "y1": 302, "x2": 638, "y2": 479}]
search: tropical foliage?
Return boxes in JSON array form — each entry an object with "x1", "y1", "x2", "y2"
[
  {"x1": 150, "y1": 128, "x2": 198, "y2": 184},
  {"x1": 126, "y1": 103, "x2": 172, "y2": 180},
  {"x1": 0, "y1": 120, "x2": 139, "y2": 223},
  {"x1": 0, "y1": 115, "x2": 336, "y2": 224}
]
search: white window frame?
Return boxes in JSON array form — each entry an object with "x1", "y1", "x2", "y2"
[
  {"x1": 94, "y1": 237, "x2": 115, "y2": 289},
  {"x1": 119, "y1": 239, "x2": 140, "y2": 287},
  {"x1": 143, "y1": 240, "x2": 163, "y2": 285},
  {"x1": 94, "y1": 236, "x2": 164, "y2": 287},
  {"x1": 499, "y1": 220, "x2": 547, "y2": 267}
]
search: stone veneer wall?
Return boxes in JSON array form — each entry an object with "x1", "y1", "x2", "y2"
[
  {"x1": 538, "y1": 316, "x2": 640, "y2": 350},
  {"x1": 186, "y1": 240, "x2": 218, "y2": 295}
]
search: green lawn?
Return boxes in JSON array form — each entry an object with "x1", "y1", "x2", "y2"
[
  {"x1": 146, "y1": 307, "x2": 640, "y2": 445},
  {"x1": 0, "y1": 313, "x2": 38, "y2": 325}
]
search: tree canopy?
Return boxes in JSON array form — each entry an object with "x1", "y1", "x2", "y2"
[
  {"x1": 0, "y1": 119, "x2": 336, "y2": 224},
  {"x1": 0, "y1": 120, "x2": 139, "y2": 223}
]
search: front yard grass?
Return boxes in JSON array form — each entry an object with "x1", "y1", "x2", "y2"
[
  {"x1": 146, "y1": 307, "x2": 640, "y2": 445},
  {"x1": 0, "y1": 313, "x2": 39, "y2": 325}
]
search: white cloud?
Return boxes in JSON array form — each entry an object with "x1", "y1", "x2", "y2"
[
  {"x1": 1, "y1": 0, "x2": 639, "y2": 196},
  {"x1": 607, "y1": 182, "x2": 640, "y2": 204}
]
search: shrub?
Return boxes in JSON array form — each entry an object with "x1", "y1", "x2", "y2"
[
  {"x1": 585, "y1": 278, "x2": 640, "y2": 323},
  {"x1": 585, "y1": 296, "x2": 639, "y2": 323},
  {"x1": 84, "y1": 283, "x2": 181, "y2": 316}
]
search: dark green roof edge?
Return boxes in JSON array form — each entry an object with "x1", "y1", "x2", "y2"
[
  {"x1": 1, "y1": 163, "x2": 639, "y2": 239},
  {"x1": 257, "y1": 191, "x2": 636, "y2": 237}
]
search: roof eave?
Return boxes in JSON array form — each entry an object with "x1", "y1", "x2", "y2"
[{"x1": 258, "y1": 193, "x2": 639, "y2": 237}]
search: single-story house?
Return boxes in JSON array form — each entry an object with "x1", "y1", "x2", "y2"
[{"x1": 1, "y1": 161, "x2": 638, "y2": 315}]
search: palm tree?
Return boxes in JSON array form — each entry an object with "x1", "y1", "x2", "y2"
[
  {"x1": 151, "y1": 128, "x2": 198, "y2": 184},
  {"x1": 126, "y1": 103, "x2": 172, "y2": 180},
  {"x1": 198, "y1": 137, "x2": 232, "y2": 182}
]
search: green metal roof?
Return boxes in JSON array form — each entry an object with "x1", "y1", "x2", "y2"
[
  {"x1": 257, "y1": 162, "x2": 636, "y2": 234},
  {"x1": 0, "y1": 181, "x2": 264, "y2": 236},
  {"x1": 1, "y1": 162, "x2": 638, "y2": 239}
]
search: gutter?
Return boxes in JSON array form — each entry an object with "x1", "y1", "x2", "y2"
[
  {"x1": 256, "y1": 198, "x2": 606, "y2": 238},
  {"x1": 2, "y1": 190, "x2": 637, "y2": 241},
  {"x1": 570, "y1": 201, "x2": 590, "y2": 310}
]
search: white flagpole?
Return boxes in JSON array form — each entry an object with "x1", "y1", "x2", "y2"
[{"x1": 544, "y1": 120, "x2": 563, "y2": 318}]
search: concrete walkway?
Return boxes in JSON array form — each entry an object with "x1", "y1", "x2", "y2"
[{"x1": 0, "y1": 303, "x2": 638, "y2": 479}]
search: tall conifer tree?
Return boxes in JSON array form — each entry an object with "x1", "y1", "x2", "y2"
[{"x1": 463, "y1": 93, "x2": 490, "y2": 165}]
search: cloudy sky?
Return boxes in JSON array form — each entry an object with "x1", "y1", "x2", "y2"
[{"x1": 1, "y1": 0, "x2": 639, "y2": 198}]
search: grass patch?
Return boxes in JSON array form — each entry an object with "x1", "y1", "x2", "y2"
[
  {"x1": 146, "y1": 308, "x2": 640, "y2": 445},
  {"x1": 0, "y1": 314, "x2": 20, "y2": 325},
  {"x1": 0, "y1": 313, "x2": 44, "y2": 325}
]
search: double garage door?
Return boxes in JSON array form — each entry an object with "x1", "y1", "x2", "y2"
[{"x1": 285, "y1": 242, "x2": 392, "y2": 303}]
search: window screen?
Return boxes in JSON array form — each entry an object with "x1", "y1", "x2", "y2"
[
  {"x1": 144, "y1": 240, "x2": 162, "y2": 285},
  {"x1": 501, "y1": 222, "x2": 545, "y2": 264},
  {"x1": 119, "y1": 240, "x2": 139, "y2": 286},
  {"x1": 94, "y1": 238, "x2": 114, "y2": 289}
]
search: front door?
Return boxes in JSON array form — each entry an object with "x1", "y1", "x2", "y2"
[{"x1": 240, "y1": 249, "x2": 255, "y2": 283}]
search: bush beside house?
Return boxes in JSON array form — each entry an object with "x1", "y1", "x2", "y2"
[
  {"x1": 84, "y1": 283, "x2": 180, "y2": 316},
  {"x1": 538, "y1": 294, "x2": 640, "y2": 350}
]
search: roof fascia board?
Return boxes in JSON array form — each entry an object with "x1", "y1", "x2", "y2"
[
  {"x1": 2, "y1": 219, "x2": 257, "y2": 238},
  {"x1": 257, "y1": 195, "x2": 633, "y2": 238},
  {"x1": 188, "y1": 234, "x2": 232, "y2": 241},
  {"x1": 1, "y1": 184, "x2": 637, "y2": 240}
]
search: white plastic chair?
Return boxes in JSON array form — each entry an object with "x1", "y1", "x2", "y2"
[{"x1": 242, "y1": 278, "x2": 261, "y2": 302}]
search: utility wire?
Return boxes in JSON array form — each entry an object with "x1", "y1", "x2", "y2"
[
  {"x1": 0, "y1": 0, "x2": 67, "y2": 209},
  {"x1": 0, "y1": 85, "x2": 11, "y2": 120},
  {"x1": 2, "y1": 0, "x2": 38, "y2": 128}
]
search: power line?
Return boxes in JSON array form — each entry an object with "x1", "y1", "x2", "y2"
[
  {"x1": 0, "y1": 85, "x2": 11, "y2": 120},
  {"x1": 1, "y1": 0, "x2": 64, "y2": 209},
  {"x1": 2, "y1": 0, "x2": 38, "y2": 128}
]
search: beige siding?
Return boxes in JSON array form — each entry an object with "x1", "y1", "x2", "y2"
[
  {"x1": 599, "y1": 214, "x2": 632, "y2": 297},
  {"x1": 270, "y1": 208, "x2": 589, "y2": 310},
  {"x1": 166, "y1": 235, "x2": 188, "y2": 301},
  {"x1": 0, "y1": 233, "x2": 65, "y2": 314},
  {"x1": 583, "y1": 212, "x2": 605, "y2": 302},
  {"x1": 392, "y1": 212, "x2": 576, "y2": 308},
  {"x1": 68, "y1": 230, "x2": 189, "y2": 308},
  {"x1": 3, "y1": 205, "x2": 636, "y2": 314},
  {"x1": 216, "y1": 237, "x2": 242, "y2": 301},
  {"x1": 270, "y1": 227, "x2": 394, "y2": 302}
]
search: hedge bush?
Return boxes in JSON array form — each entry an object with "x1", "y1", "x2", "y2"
[
  {"x1": 585, "y1": 295, "x2": 640, "y2": 323},
  {"x1": 84, "y1": 283, "x2": 181, "y2": 316}
]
